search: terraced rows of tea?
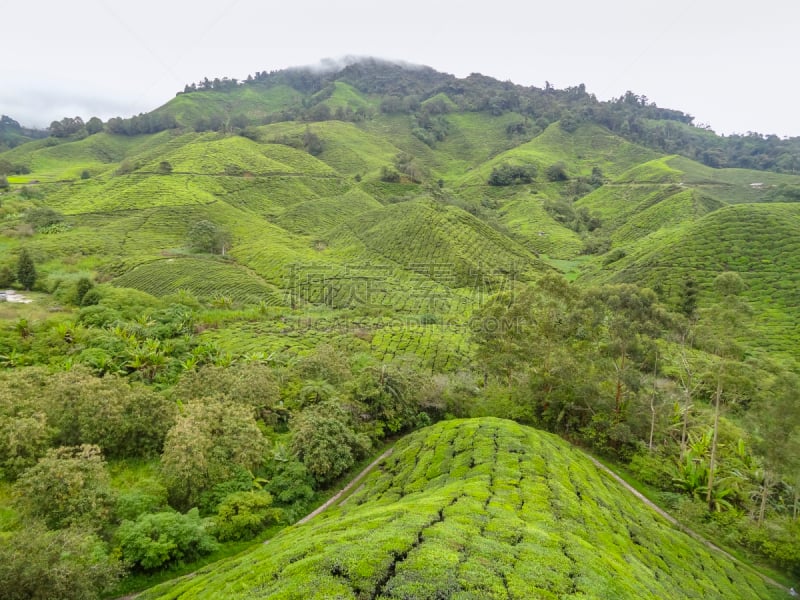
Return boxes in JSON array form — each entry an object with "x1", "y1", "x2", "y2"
[
  {"x1": 111, "y1": 257, "x2": 280, "y2": 303},
  {"x1": 140, "y1": 418, "x2": 781, "y2": 600},
  {"x1": 592, "y1": 203, "x2": 800, "y2": 357},
  {"x1": 327, "y1": 201, "x2": 546, "y2": 287},
  {"x1": 4, "y1": 93, "x2": 800, "y2": 368}
]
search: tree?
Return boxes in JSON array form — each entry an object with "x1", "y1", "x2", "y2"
[
  {"x1": 680, "y1": 277, "x2": 698, "y2": 319},
  {"x1": 160, "y1": 399, "x2": 268, "y2": 510},
  {"x1": 158, "y1": 160, "x2": 173, "y2": 174},
  {"x1": 213, "y1": 491, "x2": 283, "y2": 541},
  {"x1": 187, "y1": 220, "x2": 232, "y2": 255},
  {"x1": 487, "y1": 163, "x2": 537, "y2": 186},
  {"x1": 173, "y1": 363, "x2": 280, "y2": 425},
  {"x1": 696, "y1": 272, "x2": 750, "y2": 510},
  {"x1": 75, "y1": 277, "x2": 94, "y2": 305},
  {"x1": 303, "y1": 128, "x2": 324, "y2": 155},
  {"x1": 0, "y1": 412, "x2": 51, "y2": 480},
  {"x1": 116, "y1": 508, "x2": 218, "y2": 570},
  {"x1": 43, "y1": 368, "x2": 177, "y2": 458},
  {"x1": 290, "y1": 401, "x2": 369, "y2": 484},
  {"x1": 16, "y1": 247, "x2": 36, "y2": 290},
  {"x1": 546, "y1": 162, "x2": 569, "y2": 181},
  {"x1": 85, "y1": 116, "x2": 103, "y2": 135},
  {"x1": 14, "y1": 444, "x2": 115, "y2": 529},
  {"x1": 0, "y1": 523, "x2": 123, "y2": 600},
  {"x1": 583, "y1": 285, "x2": 672, "y2": 416},
  {"x1": 350, "y1": 359, "x2": 424, "y2": 433},
  {"x1": 750, "y1": 372, "x2": 800, "y2": 524}
]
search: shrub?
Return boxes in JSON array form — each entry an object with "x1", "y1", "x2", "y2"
[
  {"x1": 16, "y1": 247, "x2": 36, "y2": 290},
  {"x1": 290, "y1": 401, "x2": 369, "y2": 484},
  {"x1": 0, "y1": 523, "x2": 123, "y2": 600},
  {"x1": 14, "y1": 444, "x2": 115, "y2": 529},
  {"x1": 628, "y1": 451, "x2": 675, "y2": 489},
  {"x1": 0, "y1": 264, "x2": 13, "y2": 287},
  {"x1": 213, "y1": 491, "x2": 283, "y2": 541},
  {"x1": 0, "y1": 412, "x2": 51, "y2": 480},
  {"x1": 161, "y1": 399, "x2": 268, "y2": 510},
  {"x1": 24, "y1": 207, "x2": 64, "y2": 230},
  {"x1": 546, "y1": 162, "x2": 569, "y2": 182},
  {"x1": 603, "y1": 248, "x2": 627, "y2": 265},
  {"x1": 116, "y1": 486, "x2": 169, "y2": 521},
  {"x1": 115, "y1": 508, "x2": 218, "y2": 570},
  {"x1": 487, "y1": 163, "x2": 537, "y2": 186},
  {"x1": 380, "y1": 165, "x2": 401, "y2": 183},
  {"x1": 264, "y1": 458, "x2": 315, "y2": 517},
  {"x1": 75, "y1": 277, "x2": 94, "y2": 305}
]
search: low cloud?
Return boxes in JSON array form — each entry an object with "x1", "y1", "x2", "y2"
[{"x1": 0, "y1": 85, "x2": 157, "y2": 129}]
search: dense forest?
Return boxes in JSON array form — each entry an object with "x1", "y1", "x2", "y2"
[{"x1": 0, "y1": 59, "x2": 799, "y2": 598}]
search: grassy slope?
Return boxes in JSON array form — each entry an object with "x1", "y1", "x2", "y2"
[
  {"x1": 3, "y1": 100, "x2": 800, "y2": 360},
  {"x1": 325, "y1": 199, "x2": 548, "y2": 286},
  {"x1": 151, "y1": 84, "x2": 304, "y2": 126},
  {"x1": 140, "y1": 418, "x2": 781, "y2": 600},
  {"x1": 111, "y1": 257, "x2": 281, "y2": 304},
  {"x1": 458, "y1": 122, "x2": 660, "y2": 187},
  {"x1": 589, "y1": 203, "x2": 800, "y2": 357}
]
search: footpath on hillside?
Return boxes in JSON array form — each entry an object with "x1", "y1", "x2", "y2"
[
  {"x1": 586, "y1": 455, "x2": 789, "y2": 594},
  {"x1": 290, "y1": 447, "x2": 394, "y2": 527}
]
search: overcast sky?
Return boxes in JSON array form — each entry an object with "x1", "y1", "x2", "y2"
[{"x1": 2, "y1": 0, "x2": 798, "y2": 136}]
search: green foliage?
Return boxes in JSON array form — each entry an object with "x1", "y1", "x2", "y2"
[
  {"x1": 32, "y1": 368, "x2": 177, "y2": 458},
  {"x1": 75, "y1": 276, "x2": 94, "y2": 305},
  {"x1": 213, "y1": 491, "x2": 282, "y2": 541},
  {"x1": 487, "y1": 162, "x2": 537, "y2": 185},
  {"x1": 2, "y1": 61, "x2": 800, "y2": 593},
  {"x1": 24, "y1": 206, "x2": 64, "y2": 230},
  {"x1": 187, "y1": 220, "x2": 232, "y2": 255},
  {"x1": 0, "y1": 264, "x2": 14, "y2": 287},
  {"x1": 14, "y1": 444, "x2": 115, "y2": 529},
  {"x1": 172, "y1": 363, "x2": 280, "y2": 424},
  {"x1": 140, "y1": 419, "x2": 782, "y2": 600},
  {"x1": 546, "y1": 161, "x2": 569, "y2": 181},
  {"x1": 290, "y1": 401, "x2": 369, "y2": 484},
  {"x1": 16, "y1": 247, "x2": 36, "y2": 290},
  {"x1": 116, "y1": 508, "x2": 218, "y2": 570},
  {"x1": 160, "y1": 399, "x2": 268, "y2": 510},
  {"x1": 0, "y1": 412, "x2": 51, "y2": 480},
  {"x1": 116, "y1": 485, "x2": 169, "y2": 521},
  {"x1": 379, "y1": 164, "x2": 401, "y2": 183},
  {"x1": 0, "y1": 523, "x2": 123, "y2": 600}
]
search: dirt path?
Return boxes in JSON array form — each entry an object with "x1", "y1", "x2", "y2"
[
  {"x1": 292, "y1": 447, "x2": 394, "y2": 527},
  {"x1": 586, "y1": 455, "x2": 789, "y2": 593}
]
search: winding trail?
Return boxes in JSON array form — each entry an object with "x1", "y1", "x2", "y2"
[
  {"x1": 119, "y1": 445, "x2": 790, "y2": 597},
  {"x1": 586, "y1": 455, "x2": 789, "y2": 594},
  {"x1": 291, "y1": 446, "x2": 394, "y2": 527}
]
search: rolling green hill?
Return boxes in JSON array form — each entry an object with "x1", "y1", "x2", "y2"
[
  {"x1": 3, "y1": 68, "x2": 800, "y2": 360},
  {"x1": 587, "y1": 203, "x2": 800, "y2": 357},
  {"x1": 140, "y1": 418, "x2": 781, "y2": 600},
  {"x1": 3, "y1": 60, "x2": 800, "y2": 599}
]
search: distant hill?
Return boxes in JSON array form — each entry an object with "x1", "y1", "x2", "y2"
[
  {"x1": 139, "y1": 418, "x2": 782, "y2": 600},
  {"x1": 3, "y1": 60, "x2": 800, "y2": 361},
  {"x1": 0, "y1": 115, "x2": 47, "y2": 153}
]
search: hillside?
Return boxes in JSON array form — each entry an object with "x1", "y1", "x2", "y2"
[
  {"x1": 2, "y1": 60, "x2": 800, "y2": 599},
  {"x1": 140, "y1": 418, "x2": 780, "y2": 600}
]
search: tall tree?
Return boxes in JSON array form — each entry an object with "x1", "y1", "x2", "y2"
[
  {"x1": 16, "y1": 248, "x2": 36, "y2": 290},
  {"x1": 696, "y1": 272, "x2": 750, "y2": 510},
  {"x1": 750, "y1": 372, "x2": 800, "y2": 524}
]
